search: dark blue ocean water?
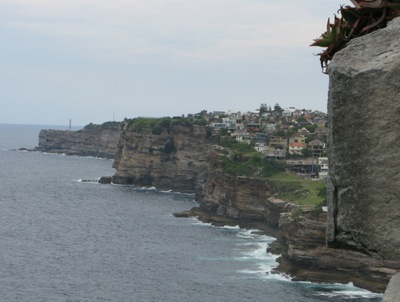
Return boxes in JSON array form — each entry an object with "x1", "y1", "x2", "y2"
[{"x1": 0, "y1": 124, "x2": 383, "y2": 302}]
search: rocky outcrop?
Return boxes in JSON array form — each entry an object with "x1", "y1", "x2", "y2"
[
  {"x1": 111, "y1": 121, "x2": 209, "y2": 193},
  {"x1": 327, "y1": 18, "x2": 400, "y2": 261},
  {"x1": 35, "y1": 122, "x2": 120, "y2": 159},
  {"x1": 383, "y1": 273, "x2": 400, "y2": 302},
  {"x1": 271, "y1": 211, "x2": 400, "y2": 293}
]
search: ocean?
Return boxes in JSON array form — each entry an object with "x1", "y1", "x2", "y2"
[{"x1": 0, "y1": 124, "x2": 383, "y2": 302}]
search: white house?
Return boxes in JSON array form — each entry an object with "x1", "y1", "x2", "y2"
[{"x1": 318, "y1": 157, "x2": 329, "y2": 179}]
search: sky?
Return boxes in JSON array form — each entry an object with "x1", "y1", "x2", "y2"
[{"x1": 1, "y1": 0, "x2": 346, "y2": 126}]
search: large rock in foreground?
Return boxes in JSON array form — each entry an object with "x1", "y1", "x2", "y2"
[{"x1": 327, "y1": 18, "x2": 400, "y2": 260}]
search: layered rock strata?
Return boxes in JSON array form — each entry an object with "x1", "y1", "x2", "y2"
[
  {"x1": 327, "y1": 18, "x2": 400, "y2": 261},
  {"x1": 197, "y1": 145, "x2": 294, "y2": 229},
  {"x1": 111, "y1": 121, "x2": 209, "y2": 193},
  {"x1": 192, "y1": 146, "x2": 400, "y2": 292},
  {"x1": 35, "y1": 122, "x2": 120, "y2": 159}
]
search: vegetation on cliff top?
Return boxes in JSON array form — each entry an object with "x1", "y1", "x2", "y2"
[
  {"x1": 82, "y1": 121, "x2": 120, "y2": 131},
  {"x1": 269, "y1": 172, "x2": 326, "y2": 207},
  {"x1": 218, "y1": 137, "x2": 326, "y2": 207},
  {"x1": 125, "y1": 116, "x2": 207, "y2": 134},
  {"x1": 219, "y1": 137, "x2": 285, "y2": 178}
]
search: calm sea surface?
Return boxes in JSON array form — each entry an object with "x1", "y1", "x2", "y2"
[{"x1": 0, "y1": 124, "x2": 383, "y2": 301}]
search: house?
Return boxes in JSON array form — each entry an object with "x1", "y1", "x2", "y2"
[
  {"x1": 293, "y1": 110, "x2": 303, "y2": 119},
  {"x1": 254, "y1": 143, "x2": 269, "y2": 153},
  {"x1": 212, "y1": 111, "x2": 226, "y2": 117},
  {"x1": 288, "y1": 142, "x2": 307, "y2": 155},
  {"x1": 210, "y1": 123, "x2": 226, "y2": 129},
  {"x1": 286, "y1": 158, "x2": 318, "y2": 178},
  {"x1": 222, "y1": 117, "x2": 236, "y2": 130},
  {"x1": 263, "y1": 123, "x2": 276, "y2": 134},
  {"x1": 234, "y1": 131, "x2": 252, "y2": 144},
  {"x1": 282, "y1": 109, "x2": 293, "y2": 118},
  {"x1": 235, "y1": 123, "x2": 246, "y2": 131},
  {"x1": 255, "y1": 132, "x2": 268, "y2": 144},
  {"x1": 297, "y1": 127, "x2": 310, "y2": 136},
  {"x1": 269, "y1": 137, "x2": 288, "y2": 149},
  {"x1": 289, "y1": 133, "x2": 306, "y2": 144},
  {"x1": 245, "y1": 123, "x2": 262, "y2": 132},
  {"x1": 264, "y1": 147, "x2": 286, "y2": 160},
  {"x1": 318, "y1": 157, "x2": 329, "y2": 179},
  {"x1": 308, "y1": 139, "x2": 326, "y2": 157}
]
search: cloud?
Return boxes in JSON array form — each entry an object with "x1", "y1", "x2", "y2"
[
  {"x1": 2, "y1": 0, "x2": 340, "y2": 65},
  {"x1": 1, "y1": 0, "x2": 343, "y2": 124}
]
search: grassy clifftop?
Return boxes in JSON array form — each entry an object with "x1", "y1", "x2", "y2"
[{"x1": 217, "y1": 138, "x2": 326, "y2": 207}]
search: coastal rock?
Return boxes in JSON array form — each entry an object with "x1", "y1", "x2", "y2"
[
  {"x1": 35, "y1": 122, "x2": 120, "y2": 159},
  {"x1": 383, "y1": 273, "x2": 400, "y2": 302},
  {"x1": 98, "y1": 176, "x2": 112, "y2": 184},
  {"x1": 327, "y1": 17, "x2": 400, "y2": 261},
  {"x1": 111, "y1": 122, "x2": 209, "y2": 193},
  {"x1": 272, "y1": 210, "x2": 400, "y2": 292}
]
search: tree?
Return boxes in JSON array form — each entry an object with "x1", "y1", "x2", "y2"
[{"x1": 274, "y1": 103, "x2": 283, "y2": 113}]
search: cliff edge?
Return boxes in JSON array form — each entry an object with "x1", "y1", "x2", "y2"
[
  {"x1": 34, "y1": 122, "x2": 120, "y2": 159},
  {"x1": 111, "y1": 119, "x2": 210, "y2": 193},
  {"x1": 327, "y1": 18, "x2": 400, "y2": 260}
]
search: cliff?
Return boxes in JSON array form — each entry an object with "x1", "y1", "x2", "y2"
[
  {"x1": 34, "y1": 122, "x2": 120, "y2": 159},
  {"x1": 192, "y1": 145, "x2": 400, "y2": 292},
  {"x1": 111, "y1": 119, "x2": 210, "y2": 193},
  {"x1": 111, "y1": 122, "x2": 397, "y2": 292},
  {"x1": 197, "y1": 145, "x2": 294, "y2": 229},
  {"x1": 327, "y1": 18, "x2": 400, "y2": 261}
]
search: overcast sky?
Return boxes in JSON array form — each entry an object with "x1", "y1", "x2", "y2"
[{"x1": 1, "y1": 0, "x2": 344, "y2": 126}]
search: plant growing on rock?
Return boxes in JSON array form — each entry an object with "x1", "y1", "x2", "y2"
[{"x1": 311, "y1": 0, "x2": 400, "y2": 73}]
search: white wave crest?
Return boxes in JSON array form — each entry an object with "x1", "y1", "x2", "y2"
[
  {"x1": 218, "y1": 225, "x2": 240, "y2": 230},
  {"x1": 76, "y1": 178, "x2": 100, "y2": 184}
]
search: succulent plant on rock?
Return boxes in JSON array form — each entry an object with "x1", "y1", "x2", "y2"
[{"x1": 311, "y1": 0, "x2": 400, "y2": 73}]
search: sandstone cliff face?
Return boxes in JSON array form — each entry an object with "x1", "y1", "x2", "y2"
[
  {"x1": 35, "y1": 122, "x2": 120, "y2": 159},
  {"x1": 111, "y1": 122, "x2": 209, "y2": 193},
  {"x1": 327, "y1": 18, "x2": 400, "y2": 260},
  {"x1": 198, "y1": 146, "x2": 293, "y2": 228},
  {"x1": 197, "y1": 145, "x2": 400, "y2": 292}
]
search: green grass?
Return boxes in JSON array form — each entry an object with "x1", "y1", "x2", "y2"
[
  {"x1": 126, "y1": 116, "x2": 205, "y2": 134},
  {"x1": 268, "y1": 172, "x2": 326, "y2": 206},
  {"x1": 220, "y1": 139, "x2": 286, "y2": 178},
  {"x1": 218, "y1": 139, "x2": 326, "y2": 207}
]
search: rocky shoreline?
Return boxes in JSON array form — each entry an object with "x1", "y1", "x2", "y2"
[
  {"x1": 35, "y1": 122, "x2": 399, "y2": 293},
  {"x1": 173, "y1": 202, "x2": 399, "y2": 293}
]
